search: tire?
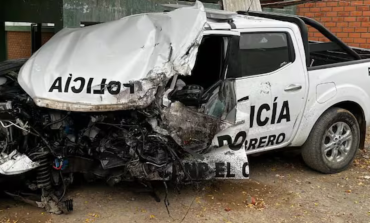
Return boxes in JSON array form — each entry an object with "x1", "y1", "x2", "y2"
[{"x1": 301, "y1": 107, "x2": 360, "y2": 174}]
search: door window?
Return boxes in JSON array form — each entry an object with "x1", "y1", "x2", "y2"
[{"x1": 234, "y1": 32, "x2": 295, "y2": 78}]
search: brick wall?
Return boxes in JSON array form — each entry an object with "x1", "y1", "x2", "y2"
[
  {"x1": 6, "y1": 31, "x2": 54, "y2": 59},
  {"x1": 297, "y1": 0, "x2": 370, "y2": 48}
]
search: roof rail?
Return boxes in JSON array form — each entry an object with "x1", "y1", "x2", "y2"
[
  {"x1": 299, "y1": 16, "x2": 360, "y2": 60},
  {"x1": 162, "y1": 4, "x2": 238, "y2": 20}
]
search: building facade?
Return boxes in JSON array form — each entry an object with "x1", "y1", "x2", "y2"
[{"x1": 297, "y1": 0, "x2": 370, "y2": 48}]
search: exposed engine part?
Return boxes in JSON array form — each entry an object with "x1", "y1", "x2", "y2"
[
  {"x1": 0, "y1": 119, "x2": 30, "y2": 135},
  {"x1": 0, "y1": 150, "x2": 39, "y2": 175},
  {"x1": 46, "y1": 112, "x2": 69, "y2": 130},
  {"x1": 35, "y1": 190, "x2": 73, "y2": 214},
  {"x1": 63, "y1": 199, "x2": 74, "y2": 212},
  {"x1": 0, "y1": 101, "x2": 12, "y2": 110},
  {"x1": 37, "y1": 194, "x2": 63, "y2": 214},
  {"x1": 0, "y1": 77, "x2": 7, "y2": 86}
]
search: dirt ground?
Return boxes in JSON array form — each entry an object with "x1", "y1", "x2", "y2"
[{"x1": 0, "y1": 135, "x2": 370, "y2": 223}]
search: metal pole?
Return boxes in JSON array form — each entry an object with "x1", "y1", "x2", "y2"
[
  {"x1": 0, "y1": 22, "x2": 6, "y2": 61},
  {"x1": 31, "y1": 23, "x2": 42, "y2": 54}
]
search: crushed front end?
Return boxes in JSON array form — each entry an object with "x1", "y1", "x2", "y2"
[{"x1": 0, "y1": 2, "x2": 250, "y2": 214}]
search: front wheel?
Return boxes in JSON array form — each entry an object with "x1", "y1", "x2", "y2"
[{"x1": 301, "y1": 107, "x2": 360, "y2": 174}]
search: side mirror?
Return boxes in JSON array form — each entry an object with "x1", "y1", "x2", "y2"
[{"x1": 170, "y1": 85, "x2": 204, "y2": 107}]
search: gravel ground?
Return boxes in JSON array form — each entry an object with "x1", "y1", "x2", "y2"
[{"x1": 0, "y1": 133, "x2": 370, "y2": 223}]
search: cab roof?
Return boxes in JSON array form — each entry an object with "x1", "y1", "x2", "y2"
[
  {"x1": 163, "y1": 3, "x2": 297, "y2": 31},
  {"x1": 206, "y1": 14, "x2": 297, "y2": 30}
]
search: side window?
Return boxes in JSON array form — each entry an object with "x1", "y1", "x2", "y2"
[{"x1": 238, "y1": 32, "x2": 295, "y2": 77}]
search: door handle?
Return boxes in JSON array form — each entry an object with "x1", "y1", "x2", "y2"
[
  {"x1": 235, "y1": 120, "x2": 245, "y2": 126},
  {"x1": 284, "y1": 84, "x2": 302, "y2": 92}
]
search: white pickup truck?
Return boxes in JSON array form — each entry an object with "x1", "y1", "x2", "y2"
[{"x1": 1, "y1": 2, "x2": 370, "y2": 213}]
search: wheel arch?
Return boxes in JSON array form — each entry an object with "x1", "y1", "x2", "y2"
[
  {"x1": 292, "y1": 99, "x2": 368, "y2": 148},
  {"x1": 330, "y1": 101, "x2": 366, "y2": 149}
]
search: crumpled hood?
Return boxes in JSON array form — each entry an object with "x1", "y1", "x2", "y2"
[{"x1": 18, "y1": 2, "x2": 206, "y2": 112}]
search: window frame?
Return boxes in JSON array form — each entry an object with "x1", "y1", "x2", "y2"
[{"x1": 237, "y1": 31, "x2": 296, "y2": 78}]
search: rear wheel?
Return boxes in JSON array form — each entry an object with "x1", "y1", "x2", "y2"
[{"x1": 301, "y1": 107, "x2": 360, "y2": 173}]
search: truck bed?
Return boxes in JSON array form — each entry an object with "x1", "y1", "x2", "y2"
[{"x1": 310, "y1": 41, "x2": 370, "y2": 67}]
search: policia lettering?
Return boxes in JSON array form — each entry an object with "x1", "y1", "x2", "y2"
[
  {"x1": 49, "y1": 74, "x2": 135, "y2": 95},
  {"x1": 250, "y1": 97, "x2": 290, "y2": 128},
  {"x1": 217, "y1": 99, "x2": 290, "y2": 151}
]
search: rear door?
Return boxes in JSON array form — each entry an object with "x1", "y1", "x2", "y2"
[{"x1": 227, "y1": 28, "x2": 308, "y2": 154}]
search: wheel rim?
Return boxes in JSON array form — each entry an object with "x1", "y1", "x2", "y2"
[{"x1": 322, "y1": 122, "x2": 353, "y2": 163}]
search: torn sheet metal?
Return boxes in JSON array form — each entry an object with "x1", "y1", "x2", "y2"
[
  {"x1": 0, "y1": 150, "x2": 39, "y2": 175},
  {"x1": 161, "y1": 101, "x2": 229, "y2": 152},
  {"x1": 18, "y1": 2, "x2": 207, "y2": 112},
  {"x1": 144, "y1": 146, "x2": 249, "y2": 181},
  {"x1": 183, "y1": 145, "x2": 249, "y2": 180}
]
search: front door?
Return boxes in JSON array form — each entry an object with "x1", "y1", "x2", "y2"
[{"x1": 229, "y1": 28, "x2": 308, "y2": 154}]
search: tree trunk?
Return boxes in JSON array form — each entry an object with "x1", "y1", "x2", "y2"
[{"x1": 222, "y1": 0, "x2": 262, "y2": 12}]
